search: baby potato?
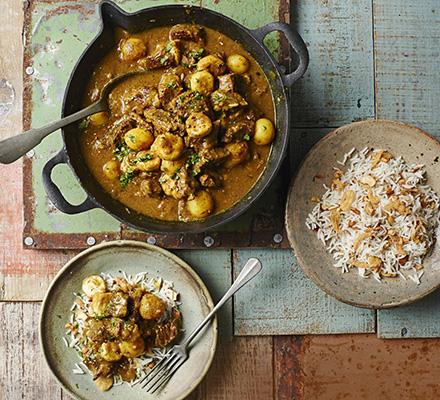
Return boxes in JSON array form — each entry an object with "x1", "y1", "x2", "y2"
[
  {"x1": 124, "y1": 128, "x2": 154, "y2": 151},
  {"x1": 119, "y1": 37, "x2": 147, "y2": 61},
  {"x1": 197, "y1": 55, "x2": 226, "y2": 76},
  {"x1": 187, "y1": 190, "x2": 214, "y2": 218},
  {"x1": 139, "y1": 293, "x2": 166, "y2": 320},
  {"x1": 135, "y1": 151, "x2": 161, "y2": 172},
  {"x1": 91, "y1": 292, "x2": 112, "y2": 316},
  {"x1": 190, "y1": 70, "x2": 215, "y2": 94},
  {"x1": 89, "y1": 111, "x2": 109, "y2": 126},
  {"x1": 103, "y1": 160, "x2": 119, "y2": 180},
  {"x1": 253, "y1": 118, "x2": 275, "y2": 145},
  {"x1": 120, "y1": 337, "x2": 145, "y2": 358},
  {"x1": 222, "y1": 141, "x2": 249, "y2": 169},
  {"x1": 186, "y1": 112, "x2": 213, "y2": 138},
  {"x1": 82, "y1": 275, "x2": 107, "y2": 298},
  {"x1": 99, "y1": 341, "x2": 122, "y2": 362},
  {"x1": 95, "y1": 375, "x2": 113, "y2": 392},
  {"x1": 227, "y1": 54, "x2": 250, "y2": 74},
  {"x1": 151, "y1": 133, "x2": 185, "y2": 161}
]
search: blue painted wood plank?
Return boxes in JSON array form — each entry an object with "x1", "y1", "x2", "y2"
[
  {"x1": 374, "y1": 0, "x2": 440, "y2": 137},
  {"x1": 375, "y1": 0, "x2": 440, "y2": 338},
  {"x1": 378, "y1": 290, "x2": 440, "y2": 338},
  {"x1": 290, "y1": 0, "x2": 375, "y2": 128},
  {"x1": 173, "y1": 249, "x2": 232, "y2": 341},
  {"x1": 233, "y1": 249, "x2": 376, "y2": 335}
]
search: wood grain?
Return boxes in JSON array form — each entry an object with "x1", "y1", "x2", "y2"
[
  {"x1": 0, "y1": 0, "x2": 23, "y2": 140},
  {"x1": 233, "y1": 249, "x2": 375, "y2": 335}
]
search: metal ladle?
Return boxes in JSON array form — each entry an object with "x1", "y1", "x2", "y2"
[{"x1": 0, "y1": 71, "x2": 147, "y2": 164}]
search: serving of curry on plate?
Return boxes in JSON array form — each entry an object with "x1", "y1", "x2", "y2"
[{"x1": 79, "y1": 24, "x2": 275, "y2": 221}]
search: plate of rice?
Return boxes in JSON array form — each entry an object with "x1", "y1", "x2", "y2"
[
  {"x1": 286, "y1": 120, "x2": 440, "y2": 308},
  {"x1": 39, "y1": 240, "x2": 217, "y2": 400}
]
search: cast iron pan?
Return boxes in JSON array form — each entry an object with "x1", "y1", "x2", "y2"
[{"x1": 42, "y1": 0, "x2": 309, "y2": 234}]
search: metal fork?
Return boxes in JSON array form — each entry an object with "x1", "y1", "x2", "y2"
[{"x1": 139, "y1": 257, "x2": 262, "y2": 393}]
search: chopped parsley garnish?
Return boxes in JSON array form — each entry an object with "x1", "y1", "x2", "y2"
[
  {"x1": 181, "y1": 62, "x2": 190, "y2": 68},
  {"x1": 243, "y1": 134, "x2": 250, "y2": 141},
  {"x1": 165, "y1": 82, "x2": 178, "y2": 89},
  {"x1": 193, "y1": 92, "x2": 203, "y2": 100},
  {"x1": 113, "y1": 142, "x2": 130, "y2": 161},
  {"x1": 138, "y1": 153, "x2": 154, "y2": 161},
  {"x1": 159, "y1": 177, "x2": 167, "y2": 184},
  {"x1": 160, "y1": 57, "x2": 167, "y2": 64},
  {"x1": 119, "y1": 170, "x2": 134, "y2": 188},
  {"x1": 165, "y1": 42, "x2": 173, "y2": 52},
  {"x1": 187, "y1": 100, "x2": 196, "y2": 108},
  {"x1": 190, "y1": 169, "x2": 199, "y2": 176},
  {"x1": 171, "y1": 172, "x2": 179, "y2": 180},
  {"x1": 78, "y1": 119, "x2": 90, "y2": 130},
  {"x1": 57, "y1": 314, "x2": 62, "y2": 319},
  {"x1": 190, "y1": 48, "x2": 204, "y2": 59},
  {"x1": 126, "y1": 134, "x2": 136, "y2": 143},
  {"x1": 186, "y1": 153, "x2": 199, "y2": 167}
]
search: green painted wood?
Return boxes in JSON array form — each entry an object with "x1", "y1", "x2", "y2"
[
  {"x1": 290, "y1": 0, "x2": 375, "y2": 128},
  {"x1": 374, "y1": 0, "x2": 440, "y2": 136},
  {"x1": 233, "y1": 249, "x2": 376, "y2": 335},
  {"x1": 174, "y1": 249, "x2": 233, "y2": 341},
  {"x1": 378, "y1": 290, "x2": 440, "y2": 338}
]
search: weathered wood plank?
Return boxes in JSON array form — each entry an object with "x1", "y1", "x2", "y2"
[
  {"x1": 290, "y1": 0, "x2": 375, "y2": 128},
  {"x1": 289, "y1": 334, "x2": 440, "y2": 399},
  {"x1": 378, "y1": 289, "x2": 440, "y2": 338},
  {"x1": 0, "y1": 0, "x2": 22, "y2": 141},
  {"x1": 199, "y1": 336, "x2": 274, "y2": 400},
  {"x1": 0, "y1": 302, "x2": 62, "y2": 400},
  {"x1": 374, "y1": 0, "x2": 440, "y2": 136},
  {"x1": 174, "y1": 249, "x2": 233, "y2": 341},
  {"x1": 233, "y1": 249, "x2": 376, "y2": 335}
]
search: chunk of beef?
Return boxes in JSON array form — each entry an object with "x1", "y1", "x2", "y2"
[
  {"x1": 122, "y1": 86, "x2": 161, "y2": 114},
  {"x1": 143, "y1": 108, "x2": 185, "y2": 135},
  {"x1": 140, "y1": 177, "x2": 163, "y2": 197},
  {"x1": 138, "y1": 41, "x2": 180, "y2": 70},
  {"x1": 219, "y1": 107, "x2": 258, "y2": 143},
  {"x1": 158, "y1": 74, "x2": 183, "y2": 109},
  {"x1": 170, "y1": 91, "x2": 212, "y2": 119},
  {"x1": 199, "y1": 171, "x2": 222, "y2": 188},
  {"x1": 169, "y1": 24, "x2": 205, "y2": 44},
  {"x1": 218, "y1": 73, "x2": 240, "y2": 92},
  {"x1": 112, "y1": 113, "x2": 153, "y2": 143},
  {"x1": 210, "y1": 90, "x2": 248, "y2": 112},
  {"x1": 160, "y1": 167, "x2": 198, "y2": 200}
]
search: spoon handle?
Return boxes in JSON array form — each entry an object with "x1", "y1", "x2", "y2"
[{"x1": 0, "y1": 101, "x2": 104, "y2": 165}]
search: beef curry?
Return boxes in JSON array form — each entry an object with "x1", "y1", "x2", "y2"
[{"x1": 80, "y1": 24, "x2": 275, "y2": 221}]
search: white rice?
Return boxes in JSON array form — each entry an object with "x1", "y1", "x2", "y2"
[
  {"x1": 306, "y1": 148, "x2": 440, "y2": 283},
  {"x1": 65, "y1": 271, "x2": 180, "y2": 386}
]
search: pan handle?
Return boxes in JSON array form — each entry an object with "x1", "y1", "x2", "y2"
[
  {"x1": 251, "y1": 22, "x2": 309, "y2": 88},
  {"x1": 42, "y1": 150, "x2": 98, "y2": 214}
]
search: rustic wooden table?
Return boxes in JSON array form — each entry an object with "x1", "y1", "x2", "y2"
[{"x1": 1, "y1": 1, "x2": 440, "y2": 399}]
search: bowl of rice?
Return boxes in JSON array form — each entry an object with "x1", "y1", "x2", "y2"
[
  {"x1": 39, "y1": 240, "x2": 217, "y2": 400},
  {"x1": 286, "y1": 120, "x2": 440, "y2": 308}
]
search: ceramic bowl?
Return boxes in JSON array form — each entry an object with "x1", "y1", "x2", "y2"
[
  {"x1": 285, "y1": 120, "x2": 440, "y2": 309},
  {"x1": 39, "y1": 240, "x2": 217, "y2": 399}
]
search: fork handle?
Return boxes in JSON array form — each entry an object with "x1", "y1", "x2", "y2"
[{"x1": 182, "y1": 258, "x2": 262, "y2": 348}]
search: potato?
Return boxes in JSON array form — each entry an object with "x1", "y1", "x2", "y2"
[
  {"x1": 161, "y1": 158, "x2": 185, "y2": 172},
  {"x1": 135, "y1": 151, "x2": 161, "y2": 172},
  {"x1": 91, "y1": 292, "x2": 112, "y2": 317},
  {"x1": 226, "y1": 54, "x2": 250, "y2": 74},
  {"x1": 124, "y1": 128, "x2": 154, "y2": 151},
  {"x1": 253, "y1": 118, "x2": 275, "y2": 145},
  {"x1": 197, "y1": 55, "x2": 226, "y2": 77},
  {"x1": 119, "y1": 37, "x2": 147, "y2": 61},
  {"x1": 139, "y1": 293, "x2": 166, "y2": 320},
  {"x1": 89, "y1": 111, "x2": 109, "y2": 126},
  {"x1": 120, "y1": 337, "x2": 145, "y2": 358},
  {"x1": 190, "y1": 70, "x2": 215, "y2": 94},
  {"x1": 103, "y1": 160, "x2": 119, "y2": 180},
  {"x1": 186, "y1": 112, "x2": 213, "y2": 138},
  {"x1": 222, "y1": 141, "x2": 248, "y2": 169},
  {"x1": 82, "y1": 275, "x2": 106, "y2": 298},
  {"x1": 151, "y1": 133, "x2": 185, "y2": 161},
  {"x1": 187, "y1": 190, "x2": 214, "y2": 218},
  {"x1": 95, "y1": 375, "x2": 113, "y2": 392},
  {"x1": 99, "y1": 341, "x2": 122, "y2": 362}
]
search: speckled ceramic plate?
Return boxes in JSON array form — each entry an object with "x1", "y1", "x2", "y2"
[
  {"x1": 286, "y1": 120, "x2": 440, "y2": 309},
  {"x1": 39, "y1": 240, "x2": 217, "y2": 400}
]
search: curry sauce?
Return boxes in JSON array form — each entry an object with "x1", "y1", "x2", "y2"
[{"x1": 80, "y1": 24, "x2": 275, "y2": 221}]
